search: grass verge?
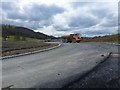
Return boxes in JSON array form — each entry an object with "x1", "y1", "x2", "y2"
[
  {"x1": 82, "y1": 34, "x2": 120, "y2": 43},
  {"x1": 2, "y1": 40, "x2": 58, "y2": 57}
]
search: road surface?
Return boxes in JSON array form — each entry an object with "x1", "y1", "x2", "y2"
[
  {"x1": 66, "y1": 53, "x2": 120, "y2": 88},
  {"x1": 2, "y1": 42, "x2": 118, "y2": 88}
]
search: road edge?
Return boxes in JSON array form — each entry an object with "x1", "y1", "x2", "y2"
[
  {"x1": 112, "y1": 43, "x2": 120, "y2": 46},
  {"x1": 2, "y1": 43, "x2": 62, "y2": 60},
  {"x1": 105, "y1": 42, "x2": 120, "y2": 46},
  {"x1": 61, "y1": 52, "x2": 112, "y2": 88}
]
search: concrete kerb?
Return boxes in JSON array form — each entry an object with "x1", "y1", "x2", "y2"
[
  {"x1": 2, "y1": 43, "x2": 62, "y2": 60},
  {"x1": 62, "y1": 52, "x2": 112, "y2": 88}
]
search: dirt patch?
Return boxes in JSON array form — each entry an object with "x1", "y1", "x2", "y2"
[{"x1": 2, "y1": 41, "x2": 58, "y2": 57}]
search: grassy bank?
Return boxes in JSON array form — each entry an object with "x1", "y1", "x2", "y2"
[
  {"x1": 2, "y1": 35, "x2": 39, "y2": 41},
  {"x1": 82, "y1": 34, "x2": 120, "y2": 43},
  {"x1": 2, "y1": 40, "x2": 58, "y2": 57}
]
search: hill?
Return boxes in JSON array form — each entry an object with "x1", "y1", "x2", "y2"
[
  {"x1": 82, "y1": 34, "x2": 120, "y2": 43},
  {"x1": 1, "y1": 24, "x2": 56, "y2": 40}
]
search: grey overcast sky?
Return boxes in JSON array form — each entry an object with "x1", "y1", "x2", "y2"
[{"x1": 1, "y1": 0, "x2": 119, "y2": 37}]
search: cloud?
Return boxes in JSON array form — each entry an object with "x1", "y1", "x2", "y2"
[
  {"x1": 2, "y1": 2, "x2": 64, "y2": 21},
  {"x1": 1, "y1": 2, "x2": 65, "y2": 29},
  {"x1": 51, "y1": 2, "x2": 117, "y2": 36},
  {"x1": 1, "y1": 1, "x2": 118, "y2": 37},
  {"x1": 2, "y1": 2, "x2": 17, "y2": 10},
  {"x1": 23, "y1": 3, "x2": 65, "y2": 21},
  {"x1": 68, "y1": 15, "x2": 98, "y2": 28},
  {"x1": 2, "y1": 2, "x2": 25, "y2": 20}
]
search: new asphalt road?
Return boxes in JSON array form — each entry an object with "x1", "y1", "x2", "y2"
[
  {"x1": 2, "y1": 42, "x2": 118, "y2": 88},
  {"x1": 67, "y1": 52, "x2": 120, "y2": 88}
]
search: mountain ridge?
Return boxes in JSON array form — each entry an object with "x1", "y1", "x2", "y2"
[{"x1": 1, "y1": 24, "x2": 55, "y2": 39}]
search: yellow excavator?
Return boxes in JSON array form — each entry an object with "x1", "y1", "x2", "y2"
[{"x1": 61, "y1": 33, "x2": 82, "y2": 43}]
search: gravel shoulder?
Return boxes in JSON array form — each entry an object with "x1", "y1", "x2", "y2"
[{"x1": 66, "y1": 52, "x2": 120, "y2": 88}]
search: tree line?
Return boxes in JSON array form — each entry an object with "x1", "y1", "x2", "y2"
[{"x1": 1, "y1": 24, "x2": 55, "y2": 41}]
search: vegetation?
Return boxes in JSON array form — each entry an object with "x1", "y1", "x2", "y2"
[
  {"x1": 2, "y1": 35, "x2": 39, "y2": 41},
  {"x1": 82, "y1": 34, "x2": 120, "y2": 43},
  {"x1": 2, "y1": 40, "x2": 58, "y2": 56},
  {"x1": 1, "y1": 24, "x2": 58, "y2": 56},
  {"x1": 1, "y1": 24, "x2": 56, "y2": 41}
]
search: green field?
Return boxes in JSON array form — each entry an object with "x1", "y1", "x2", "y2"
[
  {"x1": 2, "y1": 35, "x2": 39, "y2": 41},
  {"x1": 0, "y1": 37, "x2": 2, "y2": 40}
]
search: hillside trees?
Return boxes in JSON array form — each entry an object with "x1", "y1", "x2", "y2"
[{"x1": 2, "y1": 24, "x2": 55, "y2": 40}]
